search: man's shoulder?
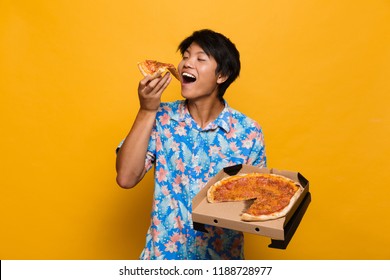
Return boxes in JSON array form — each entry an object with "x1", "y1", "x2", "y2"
[{"x1": 228, "y1": 106, "x2": 262, "y2": 131}]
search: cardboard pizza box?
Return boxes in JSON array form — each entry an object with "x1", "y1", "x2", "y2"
[{"x1": 192, "y1": 164, "x2": 311, "y2": 249}]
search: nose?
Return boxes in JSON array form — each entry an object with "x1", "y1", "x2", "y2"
[{"x1": 183, "y1": 57, "x2": 194, "y2": 69}]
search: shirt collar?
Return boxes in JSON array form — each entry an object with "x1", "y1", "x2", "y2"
[{"x1": 171, "y1": 100, "x2": 232, "y2": 133}]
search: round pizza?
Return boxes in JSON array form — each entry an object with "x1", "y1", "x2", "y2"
[
  {"x1": 207, "y1": 173, "x2": 303, "y2": 221},
  {"x1": 137, "y1": 59, "x2": 180, "y2": 80}
]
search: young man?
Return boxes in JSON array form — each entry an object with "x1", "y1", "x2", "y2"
[{"x1": 116, "y1": 29, "x2": 266, "y2": 259}]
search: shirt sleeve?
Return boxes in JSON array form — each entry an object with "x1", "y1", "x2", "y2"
[
  {"x1": 115, "y1": 140, "x2": 124, "y2": 154},
  {"x1": 144, "y1": 123, "x2": 157, "y2": 172},
  {"x1": 115, "y1": 123, "x2": 157, "y2": 172},
  {"x1": 247, "y1": 127, "x2": 267, "y2": 168}
]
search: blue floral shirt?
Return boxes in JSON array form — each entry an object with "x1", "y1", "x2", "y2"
[{"x1": 120, "y1": 100, "x2": 266, "y2": 260}]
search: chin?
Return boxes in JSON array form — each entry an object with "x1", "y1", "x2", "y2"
[{"x1": 180, "y1": 88, "x2": 193, "y2": 99}]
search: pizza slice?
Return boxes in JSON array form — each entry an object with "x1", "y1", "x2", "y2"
[
  {"x1": 138, "y1": 59, "x2": 180, "y2": 80},
  {"x1": 207, "y1": 173, "x2": 303, "y2": 221}
]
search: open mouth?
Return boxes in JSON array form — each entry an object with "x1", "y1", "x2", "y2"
[{"x1": 182, "y1": 72, "x2": 196, "y2": 84}]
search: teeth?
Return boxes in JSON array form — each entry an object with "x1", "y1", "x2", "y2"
[{"x1": 182, "y1": 72, "x2": 196, "y2": 79}]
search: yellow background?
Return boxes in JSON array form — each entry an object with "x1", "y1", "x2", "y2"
[{"x1": 1, "y1": 0, "x2": 389, "y2": 259}]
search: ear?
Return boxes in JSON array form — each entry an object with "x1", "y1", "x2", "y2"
[{"x1": 217, "y1": 74, "x2": 228, "y2": 84}]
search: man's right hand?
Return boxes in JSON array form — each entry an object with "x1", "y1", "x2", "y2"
[{"x1": 138, "y1": 72, "x2": 172, "y2": 112}]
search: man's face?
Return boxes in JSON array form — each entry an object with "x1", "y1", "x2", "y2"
[{"x1": 178, "y1": 43, "x2": 224, "y2": 101}]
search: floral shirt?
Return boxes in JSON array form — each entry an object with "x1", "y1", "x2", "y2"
[{"x1": 120, "y1": 100, "x2": 266, "y2": 260}]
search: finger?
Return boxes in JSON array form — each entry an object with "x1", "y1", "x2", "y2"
[
  {"x1": 139, "y1": 71, "x2": 171, "y2": 96},
  {"x1": 139, "y1": 72, "x2": 164, "y2": 88},
  {"x1": 141, "y1": 72, "x2": 168, "y2": 94},
  {"x1": 151, "y1": 72, "x2": 171, "y2": 95},
  {"x1": 154, "y1": 74, "x2": 172, "y2": 96},
  {"x1": 140, "y1": 76, "x2": 163, "y2": 95},
  {"x1": 139, "y1": 75, "x2": 153, "y2": 87}
]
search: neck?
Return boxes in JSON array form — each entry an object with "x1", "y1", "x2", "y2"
[{"x1": 186, "y1": 98, "x2": 224, "y2": 129}]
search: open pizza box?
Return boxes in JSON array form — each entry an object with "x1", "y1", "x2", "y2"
[{"x1": 192, "y1": 164, "x2": 311, "y2": 249}]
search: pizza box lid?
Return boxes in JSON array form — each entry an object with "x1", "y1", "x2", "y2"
[{"x1": 192, "y1": 164, "x2": 311, "y2": 249}]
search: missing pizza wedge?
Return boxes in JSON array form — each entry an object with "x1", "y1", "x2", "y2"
[
  {"x1": 138, "y1": 59, "x2": 180, "y2": 80},
  {"x1": 207, "y1": 173, "x2": 303, "y2": 221}
]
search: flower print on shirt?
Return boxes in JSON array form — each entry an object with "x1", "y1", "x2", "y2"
[
  {"x1": 156, "y1": 167, "x2": 169, "y2": 182},
  {"x1": 165, "y1": 241, "x2": 178, "y2": 253}
]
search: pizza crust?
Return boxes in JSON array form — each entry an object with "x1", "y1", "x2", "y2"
[{"x1": 207, "y1": 173, "x2": 303, "y2": 221}]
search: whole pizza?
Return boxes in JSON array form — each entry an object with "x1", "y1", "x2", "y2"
[{"x1": 207, "y1": 173, "x2": 303, "y2": 221}]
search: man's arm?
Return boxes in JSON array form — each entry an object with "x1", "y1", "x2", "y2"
[{"x1": 116, "y1": 72, "x2": 171, "y2": 188}]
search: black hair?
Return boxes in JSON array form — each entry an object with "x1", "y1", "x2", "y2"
[{"x1": 177, "y1": 29, "x2": 241, "y2": 100}]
